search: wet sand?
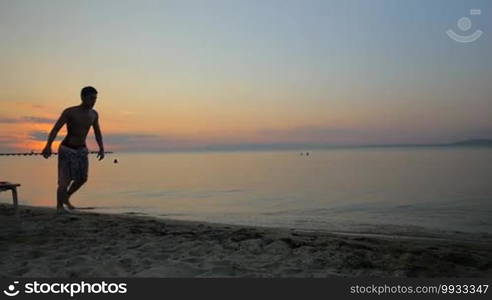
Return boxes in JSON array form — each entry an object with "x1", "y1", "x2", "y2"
[{"x1": 1, "y1": 204, "x2": 491, "y2": 277}]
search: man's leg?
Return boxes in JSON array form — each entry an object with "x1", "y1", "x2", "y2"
[
  {"x1": 65, "y1": 149, "x2": 89, "y2": 210},
  {"x1": 65, "y1": 178, "x2": 87, "y2": 209},
  {"x1": 57, "y1": 145, "x2": 72, "y2": 213},
  {"x1": 57, "y1": 182, "x2": 70, "y2": 213}
]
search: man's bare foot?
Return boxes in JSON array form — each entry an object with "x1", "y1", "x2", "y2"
[
  {"x1": 56, "y1": 206, "x2": 73, "y2": 215},
  {"x1": 64, "y1": 200, "x2": 76, "y2": 210},
  {"x1": 57, "y1": 207, "x2": 71, "y2": 215}
]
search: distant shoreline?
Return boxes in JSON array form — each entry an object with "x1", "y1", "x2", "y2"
[{"x1": 120, "y1": 139, "x2": 492, "y2": 153}]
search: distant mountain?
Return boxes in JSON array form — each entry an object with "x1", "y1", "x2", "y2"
[{"x1": 450, "y1": 139, "x2": 492, "y2": 146}]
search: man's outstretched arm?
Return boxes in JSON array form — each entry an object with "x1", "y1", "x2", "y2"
[
  {"x1": 93, "y1": 112, "x2": 105, "y2": 160},
  {"x1": 42, "y1": 109, "x2": 68, "y2": 158}
]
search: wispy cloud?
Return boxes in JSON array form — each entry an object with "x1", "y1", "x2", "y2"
[
  {"x1": 26, "y1": 131, "x2": 196, "y2": 151},
  {"x1": 0, "y1": 116, "x2": 56, "y2": 124},
  {"x1": 28, "y1": 131, "x2": 59, "y2": 141},
  {"x1": 0, "y1": 118, "x2": 19, "y2": 124},
  {"x1": 22, "y1": 116, "x2": 56, "y2": 123}
]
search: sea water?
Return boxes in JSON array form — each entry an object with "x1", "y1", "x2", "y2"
[{"x1": 1, "y1": 147, "x2": 491, "y2": 235}]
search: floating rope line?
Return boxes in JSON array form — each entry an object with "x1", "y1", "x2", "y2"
[{"x1": 0, "y1": 151, "x2": 113, "y2": 156}]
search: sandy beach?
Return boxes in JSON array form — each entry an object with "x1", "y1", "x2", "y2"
[{"x1": 1, "y1": 204, "x2": 491, "y2": 278}]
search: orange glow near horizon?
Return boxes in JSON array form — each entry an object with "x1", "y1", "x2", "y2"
[
  {"x1": 0, "y1": 78, "x2": 490, "y2": 152},
  {"x1": 1, "y1": 96, "x2": 361, "y2": 152}
]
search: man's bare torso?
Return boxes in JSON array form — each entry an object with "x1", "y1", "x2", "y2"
[{"x1": 62, "y1": 106, "x2": 98, "y2": 149}]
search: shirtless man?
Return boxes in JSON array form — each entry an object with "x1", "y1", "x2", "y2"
[{"x1": 42, "y1": 86, "x2": 105, "y2": 213}]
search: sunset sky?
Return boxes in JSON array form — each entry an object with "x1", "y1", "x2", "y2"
[{"x1": 1, "y1": 0, "x2": 491, "y2": 152}]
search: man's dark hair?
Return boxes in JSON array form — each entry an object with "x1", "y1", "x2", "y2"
[{"x1": 81, "y1": 86, "x2": 98, "y2": 98}]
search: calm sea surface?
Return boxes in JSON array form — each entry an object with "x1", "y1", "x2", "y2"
[{"x1": 1, "y1": 147, "x2": 492, "y2": 235}]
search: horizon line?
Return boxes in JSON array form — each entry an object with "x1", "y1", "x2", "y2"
[{"x1": 1, "y1": 138, "x2": 491, "y2": 155}]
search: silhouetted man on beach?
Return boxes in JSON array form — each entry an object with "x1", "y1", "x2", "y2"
[{"x1": 42, "y1": 86, "x2": 105, "y2": 213}]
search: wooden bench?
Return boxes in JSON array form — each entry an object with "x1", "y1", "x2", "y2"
[{"x1": 0, "y1": 181, "x2": 20, "y2": 214}]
